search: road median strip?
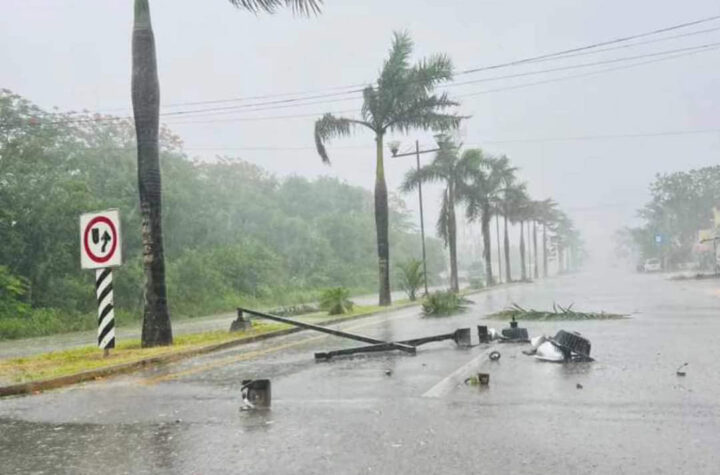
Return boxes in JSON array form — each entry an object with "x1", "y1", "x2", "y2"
[{"x1": 0, "y1": 282, "x2": 525, "y2": 397}]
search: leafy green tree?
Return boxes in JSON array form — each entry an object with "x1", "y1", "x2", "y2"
[
  {"x1": 314, "y1": 32, "x2": 461, "y2": 305},
  {"x1": 131, "y1": 0, "x2": 322, "y2": 347},
  {"x1": 401, "y1": 136, "x2": 475, "y2": 292},
  {"x1": 397, "y1": 258, "x2": 425, "y2": 301}
]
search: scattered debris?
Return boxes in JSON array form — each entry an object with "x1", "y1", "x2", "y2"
[
  {"x1": 499, "y1": 317, "x2": 530, "y2": 343},
  {"x1": 464, "y1": 373, "x2": 490, "y2": 386},
  {"x1": 576, "y1": 383, "x2": 583, "y2": 389},
  {"x1": 384, "y1": 369, "x2": 393, "y2": 376},
  {"x1": 477, "y1": 325, "x2": 490, "y2": 343},
  {"x1": 241, "y1": 379, "x2": 272, "y2": 410},
  {"x1": 528, "y1": 331, "x2": 594, "y2": 362},
  {"x1": 489, "y1": 351, "x2": 501, "y2": 361},
  {"x1": 676, "y1": 362, "x2": 688, "y2": 377},
  {"x1": 487, "y1": 303, "x2": 626, "y2": 321},
  {"x1": 314, "y1": 328, "x2": 471, "y2": 361}
]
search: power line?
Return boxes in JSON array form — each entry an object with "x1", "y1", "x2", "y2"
[
  {"x1": 4, "y1": 26, "x2": 719, "y2": 130},
  {"x1": 458, "y1": 13, "x2": 720, "y2": 75},
  {"x1": 89, "y1": 13, "x2": 720, "y2": 113}
]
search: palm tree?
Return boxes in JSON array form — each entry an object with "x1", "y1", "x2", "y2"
[
  {"x1": 314, "y1": 32, "x2": 461, "y2": 305},
  {"x1": 398, "y1": 258, "x2": 425, "y2": 301},
  {"x1": 132, "y1": 0, "x2": 321, "y2": 347},
  {"x1": 402, "y1": 136, "x2": 475, "y2": 292},
  {"x1": 512, "y1": 192, "x2": 532, "y2": 281},
  {"x1": 536, "y1": 199, "x2": 558, "y2": 277},
  {"x1": 501, "y1": 182, "x2": 527, "y2": 282},
  {"x1": 465, "y1": 154, "x2": 504, "y2": 286}
]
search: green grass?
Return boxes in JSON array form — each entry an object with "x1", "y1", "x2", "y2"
[
  {"x1": 487, "y1": 303, "x2": 627, "y2": 321},
  {"x1": 0, "y1": 302, "x2": 408, "y2": 385}
]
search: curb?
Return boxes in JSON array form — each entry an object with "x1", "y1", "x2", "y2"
[
  {"x1": 0, "y1": 282, "x2": 525, "y2": 398},
  {"x1": 0, "y1": 301, "x2": 421, "y2": 397}
]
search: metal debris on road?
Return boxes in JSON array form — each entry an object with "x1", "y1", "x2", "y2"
[
  {"x1": 528, "y1": 331, "x2": 594, "y2": 362},
  {"x1": 240, "y1": 379, "x2": 271, "y2": 410},
  {"x1": 314, "y1": 328, "x2": 472, "y2": 361},
  {"x1": 676, "y1": 362, "x2": 688, "y2": 376}
]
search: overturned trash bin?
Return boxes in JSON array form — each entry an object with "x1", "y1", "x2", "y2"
[{"x1": 241, "y1": 379, "x2": 271, "y2": 409}]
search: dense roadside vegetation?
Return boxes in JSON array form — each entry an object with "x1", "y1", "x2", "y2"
[
  {"x1": 0, "y1": 90, "x2": 445, "y2": 339},
  {"x1": 616, "y1": 166, "x2": 720, "y2": 270}
]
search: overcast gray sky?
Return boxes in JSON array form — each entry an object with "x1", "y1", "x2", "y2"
[{"x1": 2, "y1": 0, "x2": 720, "y2": 264}]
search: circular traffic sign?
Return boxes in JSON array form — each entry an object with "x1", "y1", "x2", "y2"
[{"x1": 83, "y1": 216, "x2": 118, "y2": 264}]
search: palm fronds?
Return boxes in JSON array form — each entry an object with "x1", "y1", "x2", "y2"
[
  {"x1": 487, "y1": 303, "x2": 626, "y2": 321},
  {"x1": 228, "y1": 0, "x2": 322, "y2": 15}
]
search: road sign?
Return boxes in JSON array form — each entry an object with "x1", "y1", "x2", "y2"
[{"x1": 80, "y1": 209, "x2": 122, "y2": 269}]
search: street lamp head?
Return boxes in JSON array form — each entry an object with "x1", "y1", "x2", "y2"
[{"x1": 388, "y1": 141, "x2": 400, "y2": 157}]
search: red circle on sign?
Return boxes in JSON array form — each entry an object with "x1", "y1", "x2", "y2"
[{"x1": 83, "y1": 216, "x2": 118, "y2": 264}]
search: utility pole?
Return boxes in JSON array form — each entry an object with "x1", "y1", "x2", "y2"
[{"x1": 390, "y1": 140, "x2": 441, "y2": 296}]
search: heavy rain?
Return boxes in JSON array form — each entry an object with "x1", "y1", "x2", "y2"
[{"x1": 2, "y1": 1, "x2": 720, "y2": 474}]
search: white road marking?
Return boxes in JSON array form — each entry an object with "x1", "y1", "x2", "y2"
[{"x1": 422, "y1": 348, "x2": 492, "y2": 398}]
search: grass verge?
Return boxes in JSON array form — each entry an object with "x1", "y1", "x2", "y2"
[{"x1": 0, "y1": 303, "x2": 405, "y2": 387}]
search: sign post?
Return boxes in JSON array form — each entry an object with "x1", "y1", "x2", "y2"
[{"x1": 80, "y1": 209, "x2": 122, "y2": 356}]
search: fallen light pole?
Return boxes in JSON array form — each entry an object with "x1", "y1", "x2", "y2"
[
  {"x1": 236, "y1": 307, "x2": 416, "y2": 355},
  {"x1": 315, "y1": 328, "x2": 472, "y2": 361}
]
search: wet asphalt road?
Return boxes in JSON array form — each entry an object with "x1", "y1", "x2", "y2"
[{"x1": 1, "y1": 270, "x2": 719, "y2": 474}]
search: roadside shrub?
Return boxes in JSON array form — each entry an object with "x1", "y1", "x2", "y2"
[
  {"x1": 397, "y1": 258, "x2": 425, "y2": 301},
  {"x1": 319, "y1": 287, "x2": 354, "y2": 315},
  {"x1": 422, "y1": 291, "x2": 469, "y2": 317}
]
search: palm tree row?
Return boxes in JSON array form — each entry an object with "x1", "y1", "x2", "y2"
[
  {"x1": 314, "y1": 31, "x2": 582, "y2": 304},
  {"x1": 403, "y1": 137, "x2": 577, "y2": 289}
]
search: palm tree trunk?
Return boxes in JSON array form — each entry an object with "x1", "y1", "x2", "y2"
[
  {"x1": 495, "y1": 214, "x2": 502, "y2": 283},
  {"x1": 447, "y1": 185, "x2": 459, "y2": 293},
  {"x1": 503, "y1": 213, "x2": 511, "y2": 283},
  {"x1": 374, "y1": 133, "x2": 391, "y2": 306},
  {"x1": 132, "y1": 0, "x2": 172, "y2": 347},
  {"x1": 482, "y1": 204, "x2": 493, "y2": 286},
  {"x1": 520, "y1": 220, "x2": 527, "y2": 281},
  {"x1": 543, "y1": 223, "x2": 548, "y2": 278},
  {"x1": 533, "y1": 221, "x2": 539, "y2": 279}
]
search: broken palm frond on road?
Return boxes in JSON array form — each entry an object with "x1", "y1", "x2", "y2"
[{"x1": 487, "y1": 303, "x2": 627, "y2": 321}]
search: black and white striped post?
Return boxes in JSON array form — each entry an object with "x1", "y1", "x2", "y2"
[
  {"x1": 95, "y1": 268, "x2": 116, "y2": 354},
  {"x1": 80, "y1": 209, "x2": 122, "y2": 357}
]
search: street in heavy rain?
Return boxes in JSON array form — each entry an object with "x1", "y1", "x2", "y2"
[{"x1": 2, "y1": 269, "x2": 719, "y2": 474}]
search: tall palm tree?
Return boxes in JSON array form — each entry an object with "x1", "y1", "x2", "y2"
[
  {"x1": 314, "y1": 32, "x2": 461, "y2": 305},
  {"x1": 465, "y1": 155, "x2": 505, "y2": 286},
  {"x1": 512, "y1": 192, "x2": 532, "y2": 281},
  {"x1": 501, "y1": 182, "x2": 526, "y2": 282},
  {"x1": 402, "y1": 136, "x2": 475, "y2": 292},
  {"x1": 132, "y1": 0, "x2": 321, "y2": 347},
  {"x1": 536, "y1": 198, "x2": 558, "y2": 278}
]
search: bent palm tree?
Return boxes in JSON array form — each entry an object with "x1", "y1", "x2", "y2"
[
  {"x1": 314, "y1": 32, "x2": 461, "y2": 305},
  {"x1": 402, "y1": 136, "x2": 475, "y2": 292},
  {"x1": 132, "y1": 0, "x2": 321, "y2": 347}
]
